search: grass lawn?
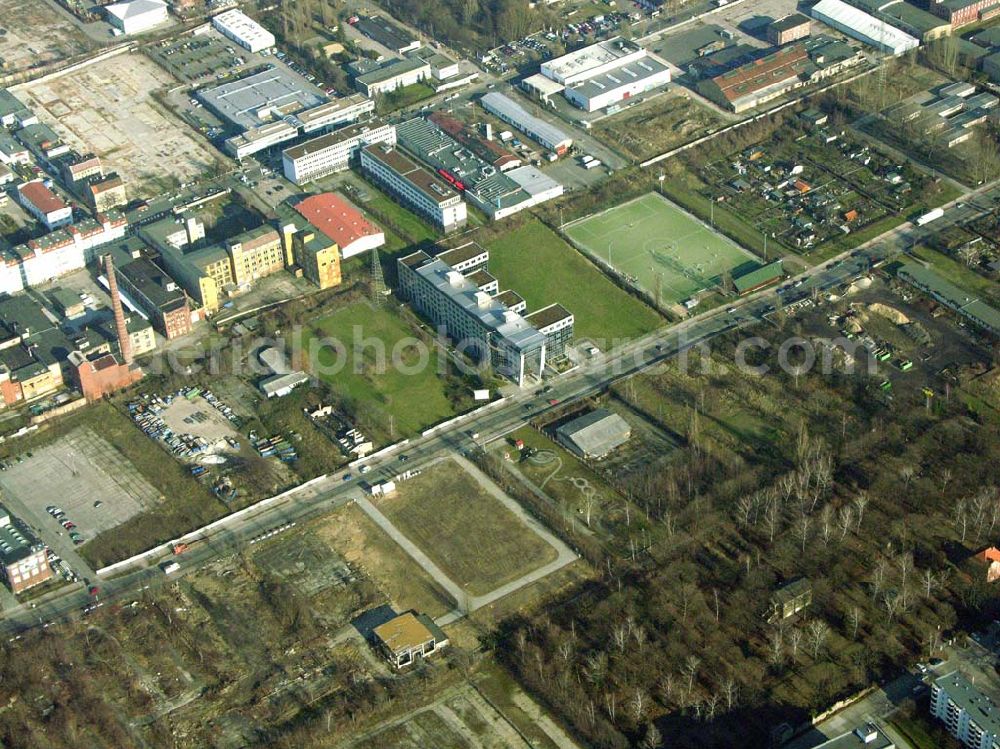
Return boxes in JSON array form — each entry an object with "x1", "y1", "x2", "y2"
[
  {"x1": 376, "y1": 81, "x2": 436, "y2": 114},
  {"x1": 487, "y1": 219, "x2": 663, "y2": 342},
  {"x1": 302, "y1": 301, "x2": 460, "y2": 437},
  {"x1": 362, "y1": 188, "x2": 439, "y2": 248},
  {"x1": 379, "y1": 459, "x2": 557, "y2": 596},
  {"x1": 565, "y1": 192, "x2": 758, "y2": 305},
  {"x1": 890, "y1": 716, "x2": 943, "y2": 749}
]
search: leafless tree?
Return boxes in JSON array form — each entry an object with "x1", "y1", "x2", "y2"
[
  {"x1": 768, "y1": 629, "x2": 784, "y2": 666},
  {"x1": 871, "y1": 558, "x2": 889, "y2": 600},
  {"x1": 900, "y1": 465, "x2": 915, "y2": 488},
  {"x1": 641, "y1": 721, "x2": 662, "y2": 749},
  {"x1": 789, "y1": 627, "x2": 803, "y2": 659},
  {"x1": 797, "y1": 513, "x2": 812, "y2": 553},
  {"x1": 612, "y1": 623, "x2": 628, "y2": 653},
  {"x1": 820, "y1": 504, "x2": 834, "y2": 546},
  {"x1": 764, "y1": 494, "x2": 783, "y2": 544},
  {"x1": 683, "y1": 655, "x2": 701, "y2": 693},
  {"x1": 631, "y1": 687, "x2": 647, "y2": 722},
  {"x1": 847, "y1": 605, "x2": 861, "y2": 640},
  {"x1": 705, "y1": 692, "x2": 720, "y2": 721},
  {"x1": 838, "y1": 505, "x2": 854, "y2": 541},
  {"x1": 806, "y1": 619, "x2": 830, "y2": 659},
  {"x1": 941, "y1": 468, "x2": 953, "y2": 492},
  {"x1": 853, "y1": 492, "x2": 869, "y2": 529},
  {"x1": 955, "y1": 498, "x2": 970, "y2": 542},
  {"x1": 898, "y1": 552, "x2": 914, "y2": 610},
  {"x1": 736, "y1": 494, "x2": 755, "y2": 528},
  {"x1": 722, "y1": 676, "x2": 738, "y2": 710}
]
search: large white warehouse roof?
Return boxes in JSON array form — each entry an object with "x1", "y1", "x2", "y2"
[{"x1": 811, "y1": 0, "x2": 919, "y2": 55}]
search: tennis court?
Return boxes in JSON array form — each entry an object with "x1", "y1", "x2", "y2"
[{"x1": 564, "y1": 192, "x2": 757, "y2": 305}]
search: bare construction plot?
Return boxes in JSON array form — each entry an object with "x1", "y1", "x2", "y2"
[
  {"x1": 17, "y1": 53, "x2": 225, "y2": 194},
  {"x1": 0, "y1": 426, "x2": 158, "y2": 538},
  {"x1": 0, "y1": 0, "x2": 93, "y2": 75}
]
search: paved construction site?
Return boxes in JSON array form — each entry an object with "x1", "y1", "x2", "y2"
[{"x1": 17, "y1": 53, "x2": 224, "y2": 193}]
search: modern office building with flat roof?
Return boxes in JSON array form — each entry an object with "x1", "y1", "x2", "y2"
[
  {"x1": 282, "y1": 121, "x2": 396, "y2": 184},
  {"x1": 360, "y1": 143, "x2": 467, "y2": 232},
  {"x1": 397, "y1": 250, "x2": 546, "y2": 386}
]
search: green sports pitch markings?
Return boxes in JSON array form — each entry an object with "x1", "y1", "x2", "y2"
[{"x1": 563, "y1": 192, "x2": 759, "y2": 305}]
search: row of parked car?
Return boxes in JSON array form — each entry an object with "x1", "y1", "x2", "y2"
[{"x1": 45, "y1": 505, "x2": 86, "y2": 546}]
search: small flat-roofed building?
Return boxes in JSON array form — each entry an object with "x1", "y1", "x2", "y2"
[
  {"x1": 562, "y1": 54, "x2": 672, "y2": 112},
  {"x1": 0, "y1": 132, "x2": 29, "y2": 165},
  {"x1": 105, "y1": 0, "x2": 169, "y2": 34},
  {"x1": 211, "y1": 8, "x2": 275, "y2": 52},
  {"x1": 0, "y1": 164, "x2": 13, "y2": 186},
  {"x1": 768, "y1": 13, "x2": 812, "y2": 44},
  {"x1": 294, "y1": 193, "x2": 384, "y2": 259},
  {"x1": 16, "y1": 123, "x2": 70, "y2": 161},
  {"x1": 373, "y1": 611, "x2": 449, "y2": 669},
  {"x1": 352, "y1": 15, "x2": 421, "y2": 55},
  {"x1": 734, "y1": 261, "x2": 785, "y2": 295},
  {"x1": 0, "y1": 506, "x2": 52, "y2": 594},
  {"x1": 354, "y1": 57, "x2": 431, "y2": 97},
  {"x1": 557, "y1": 408, "x2": 631, "y2": 459},
  {"x1": 930, "y1": 0, "x2": 1000, "y2": 27},
  {"x1": 361, "y1": 144, "x2": 467, "y2": 232},
  {"x1": 61, "y1": 153, "x2": 103, "y2": 185},
  {"x1": 0, "y1": 89, "x2": 36, "y2": 129},
  {"x1": 767, "y1": 578, "x2": 812, "y2": 622},
  {"x1": 435, "y1": 241, "x2": 489, "y2": 274},
  {"x1": 522, "y1": 73, "x2": 567, "y2": 102},
  {"x1": 18, "y1": 181, "x2": 72, "y2": 230}
]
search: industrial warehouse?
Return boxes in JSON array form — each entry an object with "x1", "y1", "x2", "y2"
[{"x1": 197, "y1": 67, "x2": 375, "y2": 157}]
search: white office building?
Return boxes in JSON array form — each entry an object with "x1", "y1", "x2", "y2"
[
  {"x1": 361, "y1": 144, "x2": 467, "y2": 232},
  {"x1": 281, "y1": 122, "x2": 396, "y2": 184},
  {"x1": 211, "y1": 9, "x2": 275, "y2": 53},
  {"x1": 811, "y1": 0, "x2": 919, "y2": 55},
  {"x1": 397, "y1": 250, "x2": 547, "y2": 386},
  {"x1": 931, "y1": 672, "x2": 1000, "y2": 749},
  {"x1": 105, "y1": 0, "x2": 169, "y2": 34}
]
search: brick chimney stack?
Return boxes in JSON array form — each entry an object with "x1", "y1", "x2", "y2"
[{"x1": 104, "y1": 253, "x2": 132, "y2": 366}]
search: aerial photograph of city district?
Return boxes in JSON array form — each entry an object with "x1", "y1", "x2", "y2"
[{"x1": 0, "y1": 0, "x2": 1000, "y2": 746}]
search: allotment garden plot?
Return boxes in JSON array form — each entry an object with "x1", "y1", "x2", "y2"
[
  {"x1": 564, "y1": 192, "x2": 757, "y2": 305},
  {"x1": 698, "y1": 129, "x2": 938, "y2": 252}
]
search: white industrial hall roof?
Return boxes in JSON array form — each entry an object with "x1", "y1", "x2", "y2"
[{"x1": 811, "y1": 0, "x2": 919, "y2": 54}]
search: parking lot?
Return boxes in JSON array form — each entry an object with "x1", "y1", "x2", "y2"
[
  {"x1": 18, "y1": 52, "x2": 226, "y2": 195},
  {"x1": 150, "y1": 33, "x2": 243, "y2": 83},
  {"x1": 0, "y1": 427, "x2": 158, "y2": 543}
]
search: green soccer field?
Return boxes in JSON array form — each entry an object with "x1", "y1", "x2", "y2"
[{"x1": 564, "y1": 192, "x2": 758, "y2": 305}]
